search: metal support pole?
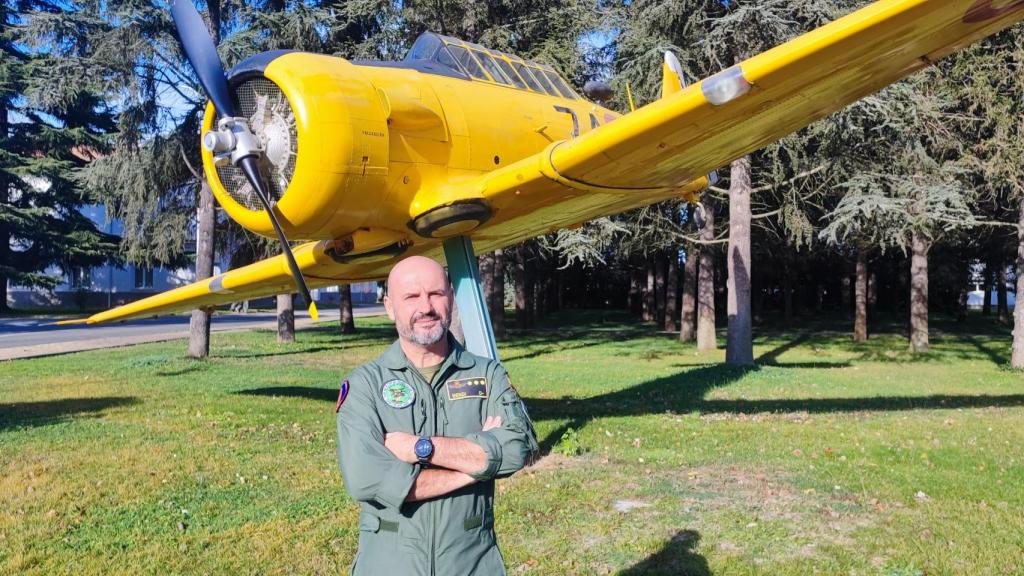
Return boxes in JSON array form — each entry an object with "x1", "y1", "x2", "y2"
[{"x1": 442, "y1": 236, "x2": 498, "y2": 360}]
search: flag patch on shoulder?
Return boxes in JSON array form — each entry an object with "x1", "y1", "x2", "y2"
[{"x1": 336, "y1": 379, "x2": 349, "y2": 413}]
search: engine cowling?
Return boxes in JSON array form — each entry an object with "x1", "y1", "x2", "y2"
[{"x1": 201, "y1": 51, "x2": 389, "y2": 240}]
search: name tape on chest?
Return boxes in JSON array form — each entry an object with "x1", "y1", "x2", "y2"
[{"x1": 446, "y1": 377, "x2": 488, "y2": 401}]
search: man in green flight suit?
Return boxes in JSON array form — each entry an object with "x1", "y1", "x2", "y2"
[{"x1": 336, "y1": 255, "x2": 539, "y2": 575}]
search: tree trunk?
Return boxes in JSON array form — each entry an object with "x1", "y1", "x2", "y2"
[
  {"x1": 513, "y1": 248, "x2": 531, "y2": 329},
  {"x1": 854, "y1": 249, "x2": 868, "y2": 342},
  {"x1": 479, "y1": 251, "x2": 495, "y2": 320},
  {"x1": 655, "y1": 253, "x2": 667, "y2": 328},
  {"x1": 956, "y1": 259, "x2": 968, "y2": 323},
  {"x1": 628, "y1": 266, "x2": 642, "y2": 316},
  {"x1": 782, "y1": 269, "x2": 793, "y2": 323},
  {"x1": 680, "y1": 245, "x2": 698, "y2": 342},
  {"x1": 188, "y1": 3, "x2": 221, "y2": 359},
  {"x1": 725, "y1": 156, "x2": 753, "y2": 366},
  {"x1": 546, "y1": 272, "x2": 559, "y2": 314},
  {"x1": 841, "y1": 275, "x2": 852, "y2": 316},
  {"x1": 642, "y1": 259, "x2": 655, "y2": 322},
  {"x1": 187, "y1": 180, "x2": 216, "y2": 359},
  {"x1": 665, "y1": 249, "x2": 679, "y2": 332},
  {"x1": 533, "y1": 272, "x2": 547, "y2": 321},
  {"x1": 556, "y1": 272, "x2": 564, "y2": 311},
  {"x1": 1010, "y1": 197, "x2": 1024, "y2": 368},
  {"x1": 276, "y1": 293, "x2": 295, "y2": 343},
  {"x1": 909, "y1": 232, "x2": 930, "y2": 353},
  {"x1": 696, "y1": 201, "x2": 717, "y2": 352},
  {"x1": 868, "y1": 271, "x2": 877, "y2": 311},
  {"x1": 982, "y1": 260, "x2": 992, "y2": 316},
  {"x1": 0, "y1": 104, "x2": 9, "y2": 313},
  {"x1": 491, "y1": 249, "x2": 506, "y2": 338},
  {"x1": 997, "y1": 261, "x2": 1009, "y2": 324},
  {"x1": 339, "y1": 284, "x2": 355, "y2": 334}
]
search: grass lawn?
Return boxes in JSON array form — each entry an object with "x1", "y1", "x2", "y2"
[{"x1": 1, "y1": 310, "x2": 1022, "y2": 575}]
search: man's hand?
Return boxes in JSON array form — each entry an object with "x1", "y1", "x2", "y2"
[
  {"x1": 384, "y1": 417, "x2": 502, "y2": 465},
  {"x1": 384, "y1": 431, "x2": 419, "y2": 463}
]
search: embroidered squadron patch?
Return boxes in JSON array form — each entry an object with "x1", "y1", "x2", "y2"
[
  {"x1": 335, "y1": 379, "x2": 350, "y2": 413},
  {"x1": 382, "y1": 379, "x2": 416, "y2": 409},
  {"x1": 446, "y1": 377, "x2": 488, "y2": 401}
]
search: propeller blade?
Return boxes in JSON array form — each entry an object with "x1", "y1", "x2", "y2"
[
  {"x1": 169, "y1": 0, "x2": 236, "y2": 118},
  {"x1": 237, "y1": 156, "x2": 319, "y2": 321}
]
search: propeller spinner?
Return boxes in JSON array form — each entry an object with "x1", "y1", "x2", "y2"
[{"x1": 169, "y1": 0, "x2": 318, "y2": 320}]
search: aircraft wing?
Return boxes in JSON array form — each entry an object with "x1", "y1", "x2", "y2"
[
  {"x1": 72, "y1": 232, "x2": 440, "y2": 324},
  {"x1": 73, "y1": 0, "x2": 1023, "y2": 325},
  {"x1": 545, "y1": 0, "x2": 1022, "y2": 192}
]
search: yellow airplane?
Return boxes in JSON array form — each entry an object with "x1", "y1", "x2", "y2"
[{"x1": 74, "y1": 0, "x2": 1024, "y2": 325}]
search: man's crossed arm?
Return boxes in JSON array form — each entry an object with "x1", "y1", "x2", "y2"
[{"x1": 384, "y1": 416, "x2": 502, "y2": 502}]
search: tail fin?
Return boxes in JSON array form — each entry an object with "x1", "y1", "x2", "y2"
[{"x1": 661, "y1": 51, "x2": 687, "y2": 98}]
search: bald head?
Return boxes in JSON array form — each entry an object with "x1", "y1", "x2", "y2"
[
  {"x1": 384, "y1": 256, "x2": 453, "y2": 347},
  {"x1": 387, "y1": 255, "x2": 448, "y2": 290}
]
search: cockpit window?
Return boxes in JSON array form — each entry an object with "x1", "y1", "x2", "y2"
[
  {"x1": 541, "y1": 68, "x2": 576, "y2": 98},
  {"x1": 512, "y1": 62, "x2": 542, "y2": 92},
  {"x1": 493, "y1": 55, "x2": 527, "y2": 89},
  {"x1": 406, "y1": 34, "x2": 441, "y2": 61},
  {"x1": 529, "y1": 66, "x2": 559, "y2": 96},
  {"x1": 403, "y1": 32, "x2": 578, "y2": 99},
  {"x1": 473, "y1": 50, "x2": 513, "y2": 85},
  {"x1": 435, "y1": 45, "x2": 460, "y2": 71},
  {"x1": 446, "y1": 44, "x2": 489, "y2": 80}
]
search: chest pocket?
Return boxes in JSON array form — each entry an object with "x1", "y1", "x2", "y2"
[
  {"x1": 376, "y1": 378, "x2": 421, "y2": 435},
  {"x1": 442, "y1": 376, "x2": 489, "y2": 436}
]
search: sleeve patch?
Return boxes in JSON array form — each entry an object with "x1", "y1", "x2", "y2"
[{"x1": 336, "y1": 379, "x2": 350, "y2": 413}]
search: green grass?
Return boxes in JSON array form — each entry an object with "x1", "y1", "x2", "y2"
[{"x1": 2, "y1": 311, "x2": 1023, "y2": 575}]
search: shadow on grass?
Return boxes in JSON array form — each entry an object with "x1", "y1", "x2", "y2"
[
  {"x1": 210, "y1": 326, "x2": 397, "y2": 359},
  {"x1": 528, "y1": 363, "x2": 1024, "y2": 422},
  {"x1": 963, "y1": 333, "x2": 1009, "y2": 366},
  {"x1": 756, "y1": 333, "x2": 810, "y2": 365},
  {"x1": 527, "y1": 360, "x2": 1024, "y2": 452},
  {"x1": 0, "y1": 396, "x2": 139, "y2": 431},
  {"x1": 213, "y1": 345, "x2": 346, "y2": 359},
  {"x1": 238, "y1": 386, "x2": 337, "y2": 402},
  {"x1": 619, "y1": 530, "x2": 711, "y2": 576}
]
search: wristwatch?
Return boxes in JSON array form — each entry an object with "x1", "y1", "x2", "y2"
[{"x1": 414, "y1": 437, "x2": 434, "y2": 464}]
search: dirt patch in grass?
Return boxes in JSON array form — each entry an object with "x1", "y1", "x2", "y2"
[{"x1": 664, "y1": 464, "x2": 876, "y2": 558}]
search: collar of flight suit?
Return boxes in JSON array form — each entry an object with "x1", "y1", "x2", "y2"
[{"x1": 379, "y1": 332, "x2": 476, "y2": 373}]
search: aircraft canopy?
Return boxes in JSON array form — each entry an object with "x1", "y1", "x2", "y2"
[{"x1": 405, "y1": 32, "x2": 579, "y2": 99}]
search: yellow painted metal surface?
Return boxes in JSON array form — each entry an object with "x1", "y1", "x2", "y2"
[{"x1": 78, "y1": 0, "x2": 1024, "y2": 324}]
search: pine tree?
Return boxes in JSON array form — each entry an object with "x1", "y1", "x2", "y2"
[{"x1": 1, "y1": 0, "x2": 119, "y2": 312}]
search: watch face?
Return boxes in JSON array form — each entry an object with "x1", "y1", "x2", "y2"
[{"x1": 414, "y1": 438, "x2": 433, "y2": 459}]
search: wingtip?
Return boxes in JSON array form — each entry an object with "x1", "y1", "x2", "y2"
[
  {"x1": 308, "y1": 302, "x2": 319, "y2": 321},
  {"x1": 53, "y1": 318, "x2": 90, "y2": 326}
]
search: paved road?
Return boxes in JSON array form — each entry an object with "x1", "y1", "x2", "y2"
[{"x1": 0, "y1": 304, "x2": 386, "y2": 361}]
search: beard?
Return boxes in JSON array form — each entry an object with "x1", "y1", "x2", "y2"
[{"x1": 397, "y1": 309, "x2": 450, "y2": 346}]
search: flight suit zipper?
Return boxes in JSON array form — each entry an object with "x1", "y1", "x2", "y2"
[
  {"x1": 407, "y1": 358, "x2": 457, "y2": 576},
  {"x1": 406, "y1": 364, "x2": 438, "y2": 576}
]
